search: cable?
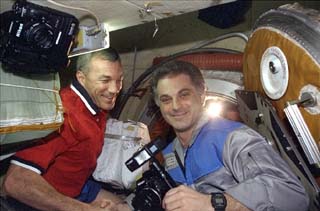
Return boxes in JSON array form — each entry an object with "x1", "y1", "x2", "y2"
[
  {"x1": 132, "y1": 46, "x2": 138, "y2": 84},
  {"x1": 0, "y1": 83, "x2": 59, "y2": 93},
  {"x1": 124, "y1": 0, "x2": 162, "y2": 19},
  {"x1": 46, "y1": 0, "x2": 101, "y2": 35},
  {"x1": 188, "y1": 32, "x2": 249, "y2": 50}
]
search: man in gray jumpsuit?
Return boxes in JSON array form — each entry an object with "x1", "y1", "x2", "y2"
[{"x1": 151, "y1": 60, "x2": 309, "y2": 211}]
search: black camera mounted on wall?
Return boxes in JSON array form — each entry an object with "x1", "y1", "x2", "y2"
[{"x1": 0, "y1": 0, "x2": 79, "y2": 74}]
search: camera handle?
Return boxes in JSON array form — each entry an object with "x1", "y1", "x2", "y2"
[{"x1": 150, "y1": 157, "x2": 177, "y2": 189}]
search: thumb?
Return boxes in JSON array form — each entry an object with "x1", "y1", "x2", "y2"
[{"x1": 100, "y1": 199, "x2": 112, "y2": 208}]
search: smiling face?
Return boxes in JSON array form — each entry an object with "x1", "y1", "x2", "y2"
[
  {"x1": 156, "y1": 73, "x2": 205, "y2": 138},
  {"x1": 77, "y1": 57, "x2": 123, "y2": 111}
]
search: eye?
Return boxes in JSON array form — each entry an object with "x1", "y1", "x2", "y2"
[
  {"x1": 100, "y1": 79, "x2": 111, "y2": 84},
  {"x1": 180, "y1": 91, "x2": 191, "y2": 99},
  {"x1": 160, "y1": 97, "x2": 171, "y2": 104}
]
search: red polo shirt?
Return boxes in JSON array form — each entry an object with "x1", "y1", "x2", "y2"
[{"x1": 11, "y1": 80, "x2": 107, "y2": 197}]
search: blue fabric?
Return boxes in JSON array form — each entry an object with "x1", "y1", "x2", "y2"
[
  {"x1": 76, "y1": 180, "x2": 101, "y2": 203},
  {"x1": 163, "y1": 118, "x2": 242, "y2": 185}
]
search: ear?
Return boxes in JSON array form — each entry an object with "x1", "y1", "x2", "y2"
[
  {"x1": 200, "y1": 92, "x2": 206, "y2": 106},
  {"x1": 154, "y1": 98, "x2": 160, "y2": 107},
  {"x1": 76, "y1": 71, "x2": 86, "y2": 86},
  {"x1": 201, "y1": 86, "x2": 207, "y2": 105}
]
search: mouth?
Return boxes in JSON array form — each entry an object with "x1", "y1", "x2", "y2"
[
  {"x1": 171, "y1": 111, "x2": 188, "y2": 119},
  {"x1": 101, "y1": 94, "x2": 115, "y2": 103}
]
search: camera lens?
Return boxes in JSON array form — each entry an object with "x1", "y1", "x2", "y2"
[
  {"x1": 132, "y1": 187, "x2": 162, "y2": 210},
  {"x1": 26, "y1": 22, "x2": 54, "y2": 49}
]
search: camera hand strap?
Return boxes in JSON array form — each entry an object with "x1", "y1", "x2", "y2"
[{"x1": 174, "y1": 150, "x2": 186, "y2": 177}]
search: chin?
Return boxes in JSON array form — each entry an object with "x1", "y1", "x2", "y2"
[
  {"x1": 101, "y1": 103, "x2": 115, "y2": 111},
  {"x1": 171, "y1": 123, "x2": 191, "y2": 132}
]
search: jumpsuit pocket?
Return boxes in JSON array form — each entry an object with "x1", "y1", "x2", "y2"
[{"x1": 240, "y1": 149, "x2": 264, "y2": 179}]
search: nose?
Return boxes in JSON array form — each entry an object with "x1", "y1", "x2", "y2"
[
  {"x1": 108, "y1": 80, "x2": 121, "y2": 94},
  {"x1": 172, "y1": 97, "x2": 181, "y2": 110}
]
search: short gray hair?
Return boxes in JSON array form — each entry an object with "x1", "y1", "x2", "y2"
[{"x1": 76, "y1": 47, "x2": 121, "y2": 74}]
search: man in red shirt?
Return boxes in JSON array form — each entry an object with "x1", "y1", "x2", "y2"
[{"x1": 3, "y1": 48, "x2": 128, "y2": 211}]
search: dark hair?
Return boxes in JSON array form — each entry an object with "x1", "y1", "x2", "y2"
[
  {"x1": 151, "y1": 60, "x2": 205, "y2": 103},
  {"x1": 76, "y1": 47, "x2": 121, "y2": 74}
]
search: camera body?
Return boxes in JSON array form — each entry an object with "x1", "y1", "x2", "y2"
[
  {"x1": 131, "y1": 158, "x2": 176, "y2": 211},
  {"x1": 125, "y1": 137, "x2": 176, "y2": 211},
  {"x1": 0, "y1": 0, "x2": 79, "y2": 73}
]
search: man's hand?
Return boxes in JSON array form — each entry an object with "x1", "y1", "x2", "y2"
[
  {"x1": 115, "y1": 202, "x2": 132, "y2": 211},
  {"x1": 162, "y1": 185, "x2": 214, "y2": 211},
  {"x1": 91, "y1": 200, "x2": 131, "y2": 211},
  {"x1": 90, "y1": 199, "x2": 116, "y2": 210}
]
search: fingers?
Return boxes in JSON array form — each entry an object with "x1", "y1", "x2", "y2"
[
  {"x1": 163, "y1": 186, "x2": 189, "y2": 210},
  {"x1": 162, "y1": 185, "x2": 212, "y2": 211},
  {"x1": 91, "y1": 199, "x2": 117, "y2": 211},
  {"x1": 165, "y1": 185, "x2": 197, "y2": 199},
  {"x1": 100, "y1": 199, "x2": 112, "y2": 208},
  {"x1": 115, "y1": 203, "x2": 132, "y2": 211}
]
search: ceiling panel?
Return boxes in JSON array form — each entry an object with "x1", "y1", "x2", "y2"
[{"x1": 1, "y1": 0, "x2": 236, "y2": 31}]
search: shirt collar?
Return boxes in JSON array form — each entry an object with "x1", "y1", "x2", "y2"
[
  {"x1": 70, "y1": 79, "x2": 100, "y2": 115},
  {"x1": 173, "y1": 112, "x2": 210, "y2": 152}
]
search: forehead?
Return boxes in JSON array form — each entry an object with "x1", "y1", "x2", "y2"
[
  {"x1": 157, "y1": 74, "x2": 196, "y2": 95},
  {"x1": 89, "y1": 58, "x2": 123, "y2": 76}
]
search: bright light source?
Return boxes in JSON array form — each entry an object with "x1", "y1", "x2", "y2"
[{"x1": 206, "y1": 101, "x2": 222, "y2": 117}]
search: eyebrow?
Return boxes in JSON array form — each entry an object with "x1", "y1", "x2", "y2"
[
  {"x1": 98, "y1": 74, "x2": 123, "y2": 80},
  {"x1": 179, "y1": 88, "x2": 191, "y2": 93},
  {"x1": 159, "y1": 88, "x2": 191, "y2": 98},
  {"x1": 159, "y1": 94, "x2": 170, "y2": 99}
]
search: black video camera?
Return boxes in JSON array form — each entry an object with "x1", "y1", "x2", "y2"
[
  {"x1": 126, "y1": 137, "x2": 176, "y2": 211},
  {"x1": 0, "y1": 0, "x2": 79, "y2": 74}
]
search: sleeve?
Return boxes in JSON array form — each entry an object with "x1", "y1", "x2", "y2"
[
  {"x1": 11, "y1": 112, "x2": 78, "y2": 174},
  {"x1": 223, "y1": 126, "x2": 309, "y2": 211}
]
